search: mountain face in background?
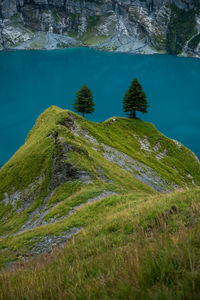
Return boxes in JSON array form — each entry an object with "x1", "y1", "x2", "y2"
[{"x1": 0, "y1": 0, "x2": 200, "y2": 56}]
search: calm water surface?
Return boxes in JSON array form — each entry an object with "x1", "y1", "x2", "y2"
[{"x1": 0, "y1": 48, "x2": 200, "y2": 166}]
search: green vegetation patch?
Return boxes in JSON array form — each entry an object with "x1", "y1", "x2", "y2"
[
  {"x1": 87, "y1": 15, "x2": 101, "y2": 30},
  {"x1": 48, "y1": 181, "x2": 82, "y2": 206},
  {"x1": 44, "y1": 183, "x2": 110, "y2": 221},
  {"x1": 152, "y1": 32, "x2": 167, "y2": 50},
  {"x1": 52, "y1": 9, "x2": 60, "y2": 24},
  {"x1": 0, "y1": 106, "x2": 65, "y2": 200},
  {"x1": 167, "y1": 4, "x2": 197, "y2": 54},
  {"x1": 188, "y1": 33, "x2": 200, "y2": 50},
  {"x1": 79, "y1": 32, "x2": 108, "y2": 46},
  {"x1": 29, "y1": 33, "x2": 46, "y2": 49}
]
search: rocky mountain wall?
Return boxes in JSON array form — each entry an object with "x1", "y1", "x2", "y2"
[{"x1": 0, "y1": 0, "x2": 200, "y2": 56}]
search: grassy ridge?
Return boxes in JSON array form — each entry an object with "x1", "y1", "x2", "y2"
[
  {"x1": 0, "y1": 188, "x2": 200, "y2": 299},
  {"x1": 0, "y1": 106, "x2": 199, "y2": 264},
  {"x1": 1, "y1": 106, "x2": 199, "y2": 198},
  {"x1": 0, "y1": 106, "x2": 200, "y2": 298}
]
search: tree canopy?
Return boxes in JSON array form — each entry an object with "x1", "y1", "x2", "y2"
[
  {"x1": 123, "y1": 78, "x2": 149, "y2": 119},
  {"x1": 73, "y1": 84, "x2": 95, "y2": 118}
]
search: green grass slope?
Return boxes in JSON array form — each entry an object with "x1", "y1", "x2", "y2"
[
  {"x1": 1, "y1": 188, "x2": 200, "y2": 299},
  {"x1": 0, "y1": 105, "x2": 200, "y2": 275}
]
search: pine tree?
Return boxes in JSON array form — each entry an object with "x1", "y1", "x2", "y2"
[
  {"x1": 73, "y1": 84, "x2": 95, "y2": 118},
  {"x1": 123, "y1": 78, "x2": 149, "y2": 119}
]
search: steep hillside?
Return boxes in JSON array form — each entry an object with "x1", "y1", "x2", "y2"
[
  {"x1": 1, "y1": 188, "x2": 200, "y2": 299},
  {"x1": 0, "y1": 106, "x2": 199, "y2": 269},
  {"x1": 0, "y1": 0, "x2": 200, "y2": 57}
]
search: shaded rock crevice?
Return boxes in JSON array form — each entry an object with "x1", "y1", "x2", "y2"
[{"x1": 49, "y1": 129, "x2": 92, "y2": 190}]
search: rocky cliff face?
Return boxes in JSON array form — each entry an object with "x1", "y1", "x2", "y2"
[{"x1": 0, "y1": 0, "x2": 200, "y2": 56}]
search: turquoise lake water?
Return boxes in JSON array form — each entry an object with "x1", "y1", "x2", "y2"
[{"x1": 0, "y1": 48, "x2": 200, "y2": 166}]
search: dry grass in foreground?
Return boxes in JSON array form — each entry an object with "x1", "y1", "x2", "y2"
[{"x1": 0, "y1": 189, "x2": 200, "y2": 299}]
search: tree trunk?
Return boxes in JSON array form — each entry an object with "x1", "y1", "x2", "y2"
[
  {"x1": 82, "y1": 112, "x2": 85, "y2": 118},
  {"x1": 132, "y1": 110, "x2": 136, "y2": 119}
]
